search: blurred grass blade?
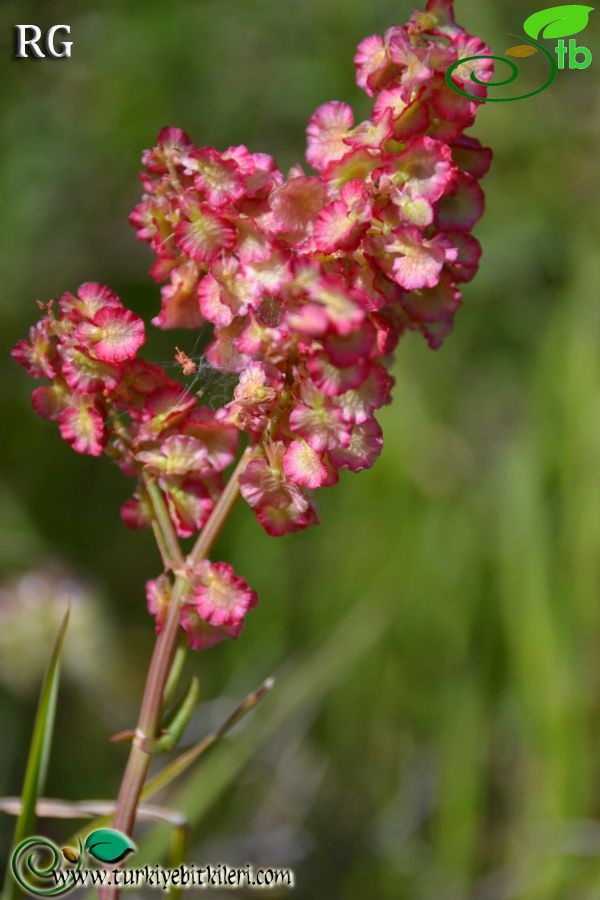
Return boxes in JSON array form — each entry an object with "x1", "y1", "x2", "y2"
[
  {"x1": 3, "y1": 607, "x2": 69, "y2": 900},
  {"x1": 168, "y1": 825, "x2": 188, "y2": 899}
]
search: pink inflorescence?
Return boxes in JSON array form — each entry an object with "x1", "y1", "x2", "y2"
[{"x1": 13, "y1": 0, "x2": 492, "y2": 650}]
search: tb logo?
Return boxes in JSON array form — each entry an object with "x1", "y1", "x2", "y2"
[
  {"x1": 14, "y1": 25, "x2": 73, "y2": 59},
  {"x1": 446, "y1": 4, "x2": 594, "y2": 102}
]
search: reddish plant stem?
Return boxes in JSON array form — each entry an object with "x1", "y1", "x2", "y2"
[{"x1": 106, "y1": 450, "x2": 251, "y2": 886}]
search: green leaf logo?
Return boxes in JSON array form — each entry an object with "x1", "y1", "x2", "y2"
[
  {"x1": 84, "y1": 829, "x2": 136, "y2": 865},
  {"x1": 523, "y1": 5, "x2": 594, "y2": 40}
]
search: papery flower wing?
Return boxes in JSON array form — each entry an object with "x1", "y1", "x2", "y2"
[
  {"x1": 175, "y1": 201, "x2": 236, "y2": 262},
  {"x1": 306, "y1": 101, "x2": 354, "y2": 172},
  {"x1": 31, "y1": 384, "x2": 69, "y2": 421},
  {"x1": 354, "y1": 34, "x2": 394, "y2": 96},
  {"x1": 306, "y1": 356, "x2": 368, "y2": 396},
  {"x1": 180, "y1": 605, "x2": 241, "y2": 650},
  {"x1": 121, "y1": 494, "x2": 153, "y2": 531},
  {"x1": 329, "y1": 417, "x2": 384, "y2": 471},
  {"x1": 444, "y1": 230, "x2": 482, "y2": 282},
  {"x1": 255, "y1": 497, "x2": 319, "y2": 536},
  {"x1": 137, "y1": 435, "x2": 211, "y2": 476},
  {"x1": 58, "y1": 402, "x2": 106, "y2": 456},
  {"x1": 76, "y1": 306, "x2": 145, "y2": 364},
  {"x1": 434, "y1": 173, "x2": 485, "y2": 232},
  {"x1": 337, "y1": 363, "x2": 394, "y2": 424},
  {"x1": 164, "y1": 478, "x2": 215, "y2": 538},
  {"x1": 59, "y1": 282, "x2": 122, "y2": 322},
  {"x1": 146, "y1": 574, "x2": 172, "y2": 632},
  {"x1": 185, "y1": 147, "x2": 245, "y2": 206},
  {"x1": 289, "y1": 399, "x2": 351, "y2": 452},
  {"x1": 58, "y1": 345, "x2": 121, "y2": 394},
  {"x1": 451, "y1": 136, "x2": 493, "y2": 179},
  {"x1": 313, "y1": 199, "x2": 371, "y2": 254},
  {"x1": 383, "y1": 136, "x2": 456, "y2": 205},
  {"x1": 12, "y1": 319, "x2": 58, "y2": 380},
  {"x1": 268, "y1": 176, "x2": 327, "y2": 238},
  {"x1": 190, "y1": 560, "x2": 258, "y2": 629},
  {"x1": 152, "y1": 261, "x2": 203, "y2": 330},
  {"x1": 283, "y1": 440, "x2": 334, "y2": 489},
  {"x1": 386, "y1": 228, "x2": 457, "y2": 290}
]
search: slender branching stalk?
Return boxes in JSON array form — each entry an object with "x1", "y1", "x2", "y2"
[{"x1": 110, "y1": 449, "x2": 251, "y2": 844}]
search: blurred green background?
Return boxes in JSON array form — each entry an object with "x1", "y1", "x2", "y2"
[{"x1": 0, "y1": 0, "x2": 599, "y2": 897}]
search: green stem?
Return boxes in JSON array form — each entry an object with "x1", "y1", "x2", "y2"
[
  {"x1": 145, "y1": 477, "x2": 185, "y2": 569},
  {"x1": 108, "y1": 450, "x2": 250, "y2": 841},
  {"x1": 151, "y1": 520, "x2": 175, "y2": 572}
]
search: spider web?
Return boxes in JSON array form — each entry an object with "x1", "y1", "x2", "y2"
[{"x1": 155, "y1": 323, "x2": 238, "y2": 411}]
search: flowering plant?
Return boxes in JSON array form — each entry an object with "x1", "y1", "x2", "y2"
[{"x1": 11, "y1": 0, "x2": 491, "y2": 867}]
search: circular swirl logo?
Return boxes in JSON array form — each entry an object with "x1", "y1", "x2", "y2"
[
  {"x1": 445, "y1": 35, "x2": 557, "y2": 103},
  {"x1": 11, "y1": 837, "x2": 83, "y2": 896},
  {"x1": 10, "y1": 828, "x2": 136, "y2": 896}
]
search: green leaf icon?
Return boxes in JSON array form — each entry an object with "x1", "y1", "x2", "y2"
[
  {"x1": 84, "y1": 828, "x2": 136, "y2": 865},
  {"x1": 523, "y1": 5, "x2": 594, "y2": 40}
]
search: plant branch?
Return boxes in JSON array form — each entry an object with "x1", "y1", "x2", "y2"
[
  {"x1": 141, "y1": 675, "x2": 274, "y2": 798},
  {"x1": 151, "y1": 520, "x2": 176, "y2": 572},
  {"x1": 61, "y1": 675, "x2": 274, "y2": 848},
  {"x1": 109, "y1": 449, "x2": 251, "y2": 841},
  {"x1": 189, "y1": 447, "x2": 252, "y2": 565},
  {"x1": 144, "y1": 477, "x2": 185, "y2": 570}
]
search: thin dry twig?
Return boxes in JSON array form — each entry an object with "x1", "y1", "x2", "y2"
[{"x1": 0, "y1": 797, "x2": 187, "y2": 828}]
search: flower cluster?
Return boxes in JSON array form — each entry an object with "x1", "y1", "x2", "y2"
[
  {"x1": 13, "y1": 0, "x2": 491, "y2": 650},
  {"x1": 130, "y1": 0, "x2": 491, "y2": 535},
  {"x1": 12, "y1": 283, "x2": 238, "y2": 537},
  {"x1": 12, "y1": 284, "x2": 248, "y2": 649}
]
